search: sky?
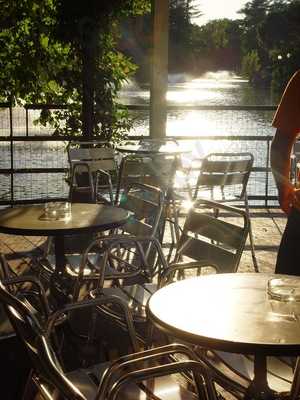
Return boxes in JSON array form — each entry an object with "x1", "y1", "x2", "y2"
[{"x1": 193, "y1": 0, "x2": 249, "y2": 25}]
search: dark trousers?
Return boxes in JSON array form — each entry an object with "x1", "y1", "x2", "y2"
[{"x1": 276, "y1": 208, "x2": 300, "y2": 276}]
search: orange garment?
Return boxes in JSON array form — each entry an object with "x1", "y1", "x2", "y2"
[{"x1": 272, "y1": 70, "x2": 300, "y2": 138}]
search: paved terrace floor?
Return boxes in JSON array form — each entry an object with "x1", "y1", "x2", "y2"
[{"x1": 0, "y1": 207, "x2": 287, "y2": 276}]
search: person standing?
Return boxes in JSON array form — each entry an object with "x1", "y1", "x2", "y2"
[{"x1": 271, "y1": 70, "x2": 300, "y2": 275}]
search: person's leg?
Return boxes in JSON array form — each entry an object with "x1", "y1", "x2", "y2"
[{"x1": 275, "y1": 208, "x2": 300, "y2": 276}]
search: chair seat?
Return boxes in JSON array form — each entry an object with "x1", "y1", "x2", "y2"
[
  {"x1": 90, "y1": 283, "x2": 157, "y2": 321},
  {"x1": 68, "y1": 359, "x2": 199, "y2": 400}
]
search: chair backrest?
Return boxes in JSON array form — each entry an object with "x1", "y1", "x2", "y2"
[
  {"x1": 67, "y1": 141, "x2": 118, "y2": 203},
  {"x1": 115, "y1": 153, "x2": 177, "y2": 204},
  {"x1": 193, "y1": 152, "x2": 254, "y2": 202},
  {"x1": 68, "y1": 141, "x2": 117, "y2": 173},
  {"x1": 174, "y1": 199, "x2": 250, "y2": 273},
  {"x1": 118, "y1": 182, "x2": 164, "y2": 239}
]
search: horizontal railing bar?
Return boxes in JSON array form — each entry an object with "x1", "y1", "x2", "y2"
[
  {"x1": 3, "y1": 104, "x2": 276, "y2": 112},
  {"x1": 123, "y1": 104, "x2": 277, "y2": 111},
  {"x1": 24, "y1": 104, "x2": 68, "y2": 110},
  {"x1": 0, "y1": 166, "x2": 268, "y2": 174},
  {"x1": 0, "y1": 135, "x2": 274, "y2": 142},
  {"x1": 140, "y1": 135, "x2": 274, "y2": 141},
  {"x1": 0, "y1": 195, "x2": 277, "y2": 207},
  {"x1": 0, "y1": 168, "x2": 68, "y2": 174}
]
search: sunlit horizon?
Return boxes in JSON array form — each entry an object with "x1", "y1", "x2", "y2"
[{"x1": 193, "y1": 0, "x2": 249, "y2": 25}]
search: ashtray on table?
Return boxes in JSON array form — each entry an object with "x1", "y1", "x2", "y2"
[
  {"x1": 41, "y1": 202, "x2": 72, "y2": 221},
  {"x1": 267, "y1": 277, "x2": 300, "y2": 320}
]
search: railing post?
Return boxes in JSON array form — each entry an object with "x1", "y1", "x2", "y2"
[
  {"x1": 9, "y1": 104, "x2": 14, "y2": 206},
  {"x1": 150, "y1": 0, "x2": 169, "y2": 139},
  {"x1": 265, "y1": 137, "x2": 270, "y2": 208},
  {"x1": 25, "y1": 107, "x2": 29, "y2": 137}
]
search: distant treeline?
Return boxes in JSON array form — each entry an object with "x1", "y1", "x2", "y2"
[{"x1": 121, "y1": 0, "x2": 300, "y2": 91}]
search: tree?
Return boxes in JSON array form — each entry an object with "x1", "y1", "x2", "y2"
[
  {"x1": 169, "y1": 0, "x2": 202, "y2": 73},
  {"x1": 0, "y1": 0, "x2": 150, "y2": 139},
  {"x1": 188, "y1": 19, "x2": 242, "y2": 73},
  {"x1": 234, "y1": 0, "x2": 300, "y2": 88}
]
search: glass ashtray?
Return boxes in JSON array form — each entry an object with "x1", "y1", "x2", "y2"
[
  {"x1": 43, "y1": 201, "x2": 72, "y2": 221},
  {"x1": 267, "y1": 278, "x2": 300, "y2": 301},
  {"x1": 267, "y1": 277, "x2": 300, "y2": 319}
]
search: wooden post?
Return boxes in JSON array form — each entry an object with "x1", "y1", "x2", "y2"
[{"x1": 150, "y1": 0, "x2": 169, "y2": 139}]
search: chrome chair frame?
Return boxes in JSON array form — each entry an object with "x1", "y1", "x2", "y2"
[
  {"x1": 172, "y1": 199, "x2": 250, "y2": 274},
  {"x1": 191, "y1": 152, "x2": 258, "y2": 272},
  {"x1": 0, "y1": 275, "x2": 218, "y2": 400},
  {"x1": 67, "y1": 140, "x2": 118, "y2": 204}
]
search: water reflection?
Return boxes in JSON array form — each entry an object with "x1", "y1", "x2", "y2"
[
  {"x1": 119, "y1": 71, "x2": 279, "y2": 202},
  {"x1": 119, "y1": 71, "x2": 278, "y2": 138},
  {"x1": 120, "y1": 70, "x2": 281, "y2": 106}
]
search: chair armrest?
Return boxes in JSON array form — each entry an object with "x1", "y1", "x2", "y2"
[
  {"x1": 45, "y1": 295, "x2": 139, "y2": 353},
  {"x1": 101, "y1": 358, "x2": 218, "y2": 400},
  {"x1": 98, "y1": 343, "x2": 217, "y2": 400},
  {"x1": 159, "y1": 260, "x2": 220, "y2": 287},
  {"x1": 2, "y1": 275, "x2": 51, "y2": 318}
]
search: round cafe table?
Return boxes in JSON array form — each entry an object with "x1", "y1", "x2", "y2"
[
  {"x1": 147, "y1": 273, "x2": 300, "y2": 400},
  {"x1": 0, "y1": 203, "x2": 130, "y2": 303}
]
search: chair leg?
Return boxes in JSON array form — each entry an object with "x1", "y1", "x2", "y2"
[
  {"x1": 245, "y1": 194, "x2": 259, "y2": 273},
  {"x1": 22, "y1": 371, "x2": 38, "y2": 400}
]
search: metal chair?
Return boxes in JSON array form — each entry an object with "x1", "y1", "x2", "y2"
[
  {"x1": 35, "y1": 183, "x2": 165, "y2": 304},
  {"x1": 116, "y1": 182, "x2": 165, "y2": 239},
  {"x1": 86, "y1": 196, "x2": 250, "y2": 342},
  {"x1": 67, "y1": 140, "x2": 118, "y2": 204},
  {"x1": 0, "y1": 275, "x2": 218, "y2": 400},
  {"x1": 85, "y1": 236, "x2": 169, "y2": 342},
  {"x1": 115, "y1": 152, "x2": 187, "y2": 249},
  {"x1": 115, "y1": 152, "x2": 177, "y2": 204},
  {"x1": 191, "y1": 152, "x2": 258, "y2": 272},
  {"x1": 172, "y1": 199, "x2": 250, "y2": 273},
  {"x1": 36, "y1": 141, "x2": 118, "y2": 285},
  {"x1": 62, "y1": 184, "x2": 165, "y2": 301}
]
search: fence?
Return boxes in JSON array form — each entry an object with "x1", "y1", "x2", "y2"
[{"x1": 0, "y1": 103, "x2": 278, "y2": 207}]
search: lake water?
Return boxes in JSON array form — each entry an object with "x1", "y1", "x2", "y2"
[
  {"x1": 120, "y1": 70, "x2": 279, "y2": 138},
  {"x1": 0, "y1": 71, "x2": 281, "y2": 203}
]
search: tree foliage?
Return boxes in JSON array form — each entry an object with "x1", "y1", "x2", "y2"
[
  {"x1": 238, "y1": 0, "x2": 300, "y2": 89},
  {"x1": 0, "y1": 0, "x2": 150, "y2": 139}
]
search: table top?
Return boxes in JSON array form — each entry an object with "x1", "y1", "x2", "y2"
[
  {"x1": 147, "y1": 273, "x2": 300, "y2": 356},
  {"x1": 0, "y1": 203, "x2": 130, "y2": 236},
  {"x1": 116, "y1": 142, "x2": 190, "y2": 155}
]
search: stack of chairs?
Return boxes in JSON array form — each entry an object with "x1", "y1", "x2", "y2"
[{"x1": 0, "y1": 253, "x2": 221, "y2": 400}]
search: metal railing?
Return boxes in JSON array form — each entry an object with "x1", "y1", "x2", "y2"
[{"x1": 0, "y1": 103, "x2": 278, "y2": 207}]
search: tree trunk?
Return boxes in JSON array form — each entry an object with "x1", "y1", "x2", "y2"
[{"x1": 82, "y1": 29, "x2": 96, "y2": 138}]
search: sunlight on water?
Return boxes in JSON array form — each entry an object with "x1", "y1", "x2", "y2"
[
  {"x1": 119, "y1": 70, "x2": 277, "y2": 107},
  {"x1": 167, "y1": 88, "x2": 223, "y2": 103}
]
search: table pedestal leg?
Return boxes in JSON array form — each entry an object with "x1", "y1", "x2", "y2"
[
  {"x1": 54, "y1": 236, "x2": 66, "y2": 276},
  {"x1": 245, "y1": 355, "x2": 278, "y2": 400},
  {"x1": 49, "y1": 236, "x2": 72, "y2": 307}
]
